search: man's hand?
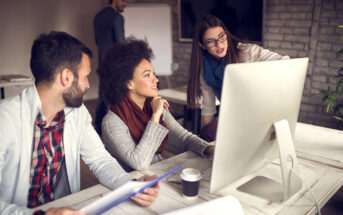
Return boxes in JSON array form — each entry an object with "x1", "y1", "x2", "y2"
[
  {"x1": 131, "y1": 175, "x2": 160, "y2": 207},
  {"x1": 45, "y1": 207, "x2": 85, "y2": 215}
]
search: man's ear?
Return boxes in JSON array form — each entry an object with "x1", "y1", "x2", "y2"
[{"x1": 60, "y1": 68, "x2": 74, "y2": 87}]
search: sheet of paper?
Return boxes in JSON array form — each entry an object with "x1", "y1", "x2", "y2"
[
  {"x1": 160, "y1": 195, "x2": 244, "y2": 215},
  {"x1": 81, "y1": 165, "x2": 183, "y2": 215}
]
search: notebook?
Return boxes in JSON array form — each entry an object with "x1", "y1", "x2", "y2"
[{"x1": 81, "y1": 165, "x2": 183, "y2": 215}]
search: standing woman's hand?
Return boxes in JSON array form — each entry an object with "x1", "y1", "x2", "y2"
[{"x1": 150, "y1": 96, "x2": 169, "y2": 123}]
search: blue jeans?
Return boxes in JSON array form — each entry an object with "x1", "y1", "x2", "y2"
[{"x1": 95, "y1": 98, "x2": 107, "y2": 135}]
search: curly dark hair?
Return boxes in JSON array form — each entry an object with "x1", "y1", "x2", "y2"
[{"x1": 97, "y1": 37, "x2": 153, "y2": 105}]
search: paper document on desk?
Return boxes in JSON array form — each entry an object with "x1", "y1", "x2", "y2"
[
  {"x1": 160, "y1": 195, "x2": 244, "y2": 215},
  {"x1": 81, "y1": 165, "x2": 182, "y2": 215}
]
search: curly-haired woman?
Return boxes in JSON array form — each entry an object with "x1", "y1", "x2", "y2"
[
  {"x1": 98, "y1": 37, "x2": 214, "y2": 171},
  {"x1": 187, "y1": 15, "x2": 289, "y2": 142}
]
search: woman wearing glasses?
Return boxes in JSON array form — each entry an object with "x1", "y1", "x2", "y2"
[
  {"x1": 187, "y1": 15, "x2": 289, "y2": 142},
  {"x1": 98, "y1": 38, "x2": 214, "y2": 171}
]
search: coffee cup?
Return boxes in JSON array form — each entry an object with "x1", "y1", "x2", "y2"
[{"x1": 180, "y1": 168, "x2": 202, "y2": 198}]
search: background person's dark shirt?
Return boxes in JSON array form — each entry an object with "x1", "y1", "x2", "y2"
[{"x1": 93, "y1": 7, "x2": 125, "y2": 61}]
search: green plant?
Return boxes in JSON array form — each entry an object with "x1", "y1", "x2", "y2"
[{"x1": 323, "y1": 25, "x2": 343, "y2": 121}]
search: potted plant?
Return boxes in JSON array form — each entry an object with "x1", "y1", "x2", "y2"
[{"x1": 323, "y1": 25, "x2": 343, "y2": 121}]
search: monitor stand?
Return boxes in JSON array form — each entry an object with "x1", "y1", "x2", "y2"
[{"x1": 236, "y1": 119, "x2": 303, "y2": 202}]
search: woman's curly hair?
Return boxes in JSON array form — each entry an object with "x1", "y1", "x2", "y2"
[{"x1": 97, "y1": 37, "x2": 153, "y2": 105}]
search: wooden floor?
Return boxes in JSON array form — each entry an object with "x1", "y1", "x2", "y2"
[{"x1": 82, "y1": 99, "x2": 343, "y2": 214}]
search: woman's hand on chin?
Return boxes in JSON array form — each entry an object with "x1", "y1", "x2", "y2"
[{"x1": 150, "y1": 97, "x2": 169, "y2": 122}]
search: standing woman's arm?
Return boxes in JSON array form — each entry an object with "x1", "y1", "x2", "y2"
[{"x1": 238, "y1": 43, "x2": 290, "y2": 62}]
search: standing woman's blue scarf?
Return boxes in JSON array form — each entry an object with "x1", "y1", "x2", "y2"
[{"x1": 202, "y1": 51, "x2": 226, "y2": 100}]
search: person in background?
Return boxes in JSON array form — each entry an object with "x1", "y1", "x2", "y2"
[
  {"x1": 98, "y1": 37, "x2": 215, "y2": 172},
  {"x1": 93, "y1": 0, "x2": 127, "y2": 135},
  {"x1": 0, "y1": 31, "x2": 159, "y2": 215},
  {"x1": 187, "y1": 14, "x2": 289, "y2": 142}
]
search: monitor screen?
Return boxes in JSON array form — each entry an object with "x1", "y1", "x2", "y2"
[
  {"x1": 178, "y1": 0, "x2": 263, "y2": 42},
  {"x1": 210, "y1": 58, "x2": 309, "y2": 201}
]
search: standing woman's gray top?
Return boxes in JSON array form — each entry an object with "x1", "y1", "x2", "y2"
[{"x1": 102, "y1": 109, "x2": 213, "y2": 171}]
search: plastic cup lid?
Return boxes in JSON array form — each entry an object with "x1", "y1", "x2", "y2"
[{"x1": 180, "y1": 168, "x2": 202, "y2": 181}]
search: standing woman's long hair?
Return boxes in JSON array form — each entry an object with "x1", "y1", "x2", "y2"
[{"x1": 187, "y1": 15, "x2": 244, "y2": 109}]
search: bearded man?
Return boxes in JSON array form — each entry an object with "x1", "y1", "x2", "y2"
[{"x1": 0, "y1": 31, "x2": 159, "y2": 215}]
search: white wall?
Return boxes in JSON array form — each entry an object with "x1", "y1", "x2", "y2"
[
  {"x1": 123, "y1": 4, "x2": 173, "y2": 76},
  {"x1": 0, "y1": 0, "x2": 102, "y2": 100}
]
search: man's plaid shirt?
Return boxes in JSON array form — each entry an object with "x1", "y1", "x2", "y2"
[{"x1": 27, "y1": 111, "x2": 65, "y2": 208}]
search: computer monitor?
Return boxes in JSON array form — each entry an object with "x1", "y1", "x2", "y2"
[{"x1": 210, "y1": 58, "x2": 309, "y2": 202}]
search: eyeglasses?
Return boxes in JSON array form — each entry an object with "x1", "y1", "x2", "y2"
[{"x1": 204, "y1": 32, "x2": 227, "y2": 48}]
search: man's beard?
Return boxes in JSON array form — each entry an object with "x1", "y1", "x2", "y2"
[{"x1": 63, "y1": 78, "x2": 86, "y2": 108}]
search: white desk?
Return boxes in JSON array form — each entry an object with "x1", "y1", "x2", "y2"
[
  {"x1": 159, "y1": 86, "x2": 200, "y2": 133},
  {"x1": 158, "y1": 86, "x2": 220, "y2": 108},
  {"x1": 158, "y1": 86, "x2": 188, "y2": 106},
  {"x1": 158, "y1": 86, "x2": 219, "y2": 134},
  {"x1": 37, "y1": 123, "x2": 343, "y2": 214},
  {"x1": 295, "y1": 122, "x2": 343, "y2": 169},
  {"x1": 0, "y1": 79, "x2": 34, "y2": 99}
]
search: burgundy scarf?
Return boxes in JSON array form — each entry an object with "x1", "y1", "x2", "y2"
[{"x1": 111, "y1": 96, "x2": 168, "y2": 154}]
